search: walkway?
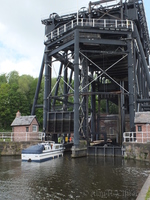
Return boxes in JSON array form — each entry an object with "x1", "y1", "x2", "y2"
[{"x1": 136, "y1": 174, "x2": 150, "y2": 200}]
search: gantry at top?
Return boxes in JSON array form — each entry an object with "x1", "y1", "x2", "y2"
[
  {"x1": 32, "y1": 0, "x2": 150, "y2": 145},
  {"x1": 42, "y1": 0, "x2": 150, "y2": 51},
  {"x1": 44, "y1": 18, "x2": 133, "y2": 42}
]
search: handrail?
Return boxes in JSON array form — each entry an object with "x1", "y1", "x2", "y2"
[
  {"x1": 45, "y1": 18, "x2": 134, "y2": 42},
  {"x1": 123, "y1": 132, "x2": 150, "y2": 143},
  {"x1": 0, "y1": 132, "x2": 43, "y2": 142}
]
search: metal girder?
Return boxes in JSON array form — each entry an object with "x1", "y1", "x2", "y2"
[
  {"x1": 48, "y1": 40, "x2": 74, "y2": 57},
  {"x1": 79, "y1": 27, "x2": 131, "y2": 35},
  {"x1": 51, "y1": 96, "x2": 73, "y2": 105},
  {"x1": 74, "y1": 30, "x2": 80, "y2": 146},
  {"x1": 137, "y1": 99, "x2": 150, "y2": 103},
  {"x1": 81, "y1": 49, "x2": 127, "y2": 55},
  {"x1": 80, "y1": 38, "x2": 126, "y2": 46},
  {"x1": 31, "y1": 54, "x2": 45, "y2": 115},
  {"x1": 43, "y1": 51, "x2": 51, "y2": 131},
  {"x1": 127, "y1": 34, "x2": 135, "y2": 131},
  {"x1": 53, "y1": 53, "x2": 74, "y2": 71},
  {"x1": 89, "y1": 0, "x2": 114, "y2": 5}
]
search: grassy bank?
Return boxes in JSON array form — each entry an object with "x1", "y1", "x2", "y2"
[{"x1": 145, "y1": 187, "x2": 150, "y2": 200}]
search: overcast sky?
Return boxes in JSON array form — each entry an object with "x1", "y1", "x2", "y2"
[{"x1": 0, "y1": 0, "x2": 150, "y2": 78}]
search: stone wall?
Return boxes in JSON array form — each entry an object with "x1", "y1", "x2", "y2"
[
  {"x1": 123, "y1": 142, "x2": 150, "y2": 162},
  {"x1": 0, "y1": 141, "x2": 38, "y2": 156}
]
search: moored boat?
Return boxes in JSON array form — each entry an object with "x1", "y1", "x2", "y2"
[{"x1": 21, "y1": 141, "x2": 64, "y2": 162}]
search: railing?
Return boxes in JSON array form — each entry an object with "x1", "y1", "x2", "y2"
[
  {"x1": 45, "y1": 18, "x2": 134, "y2": 42},
  {"x1": 0, "y1": 132, "x2": 44, "y2": 142},
  {"x1": 123, "y1": 132, "x2": 150, "y2": 143}
]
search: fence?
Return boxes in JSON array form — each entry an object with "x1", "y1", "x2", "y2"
[
  {"x1": 45, "y1": 18, "x2": 134, "y2": 42},
  {"x1": 123, "y1": 132, "x2": 150, "y2": 143},
  {"x1": 88, "y1": 145, "x2": 123, "y2": 157},
  {"x1": 0, "y1": 132, "x2": 43, "y2": 142}
]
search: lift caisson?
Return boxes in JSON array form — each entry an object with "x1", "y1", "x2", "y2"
[{"x1": 31, "y1": 0, "x2": 150, "y2": 146}]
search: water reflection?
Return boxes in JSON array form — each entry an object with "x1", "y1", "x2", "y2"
[{"x1": 0, "y1": 155, "x2": 149, "y2": 200}]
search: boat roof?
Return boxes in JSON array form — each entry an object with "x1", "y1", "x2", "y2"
[{"x1": 22, "y1": 144, "x2": 44, "y2": 154}]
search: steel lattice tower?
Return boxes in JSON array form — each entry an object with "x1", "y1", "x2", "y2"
[{"x1": 31, "y1": 0, "x2": 150, "y2": 146}]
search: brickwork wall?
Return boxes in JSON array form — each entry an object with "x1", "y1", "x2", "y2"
[
  {"x1": 135, "y1": 124, "x2": 150, "y2": 143},
  {"x1": 124, "y1": 142, "x2": 150, "y2": 162},
  {"x1": 12, "y1": 118, "x2": 39, "y2": 141}
]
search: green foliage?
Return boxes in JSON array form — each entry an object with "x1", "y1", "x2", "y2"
[
  {"x1": 0, "y1": 73, "x2": 7, "y2": 86},
  {"x1": 7, "y1": 71, "x2": 19, "y2": 85},
  {"x1": 0, "y1": 71, "x2": 44, "y2": 130},
  {"x1": 0, "y1": 83, "x2": 11, "y2": 128},
  {"x1": 145, "y1": 187, "x2": 150, "y2": 200},
  {"x1": 99, "y1": 99, "x2": 118, "y2": 114},
  {"x1": 109, "y1": 101, "x2": 118, "y2": 114}
]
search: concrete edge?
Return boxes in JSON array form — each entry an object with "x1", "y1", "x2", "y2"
[{"x1": 136, "y1": 174, "x2": 150, "y2": 200}]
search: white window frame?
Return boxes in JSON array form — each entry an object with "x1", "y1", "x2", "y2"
[{"x1": 32, "y1": 124, "x2": 37, "y2": 132}]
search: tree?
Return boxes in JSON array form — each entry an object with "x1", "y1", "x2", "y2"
[
  {"x1": 7, "y1": 71, "x2": 19, "y2": 85},
  {"x1": 0, "y1": 73, "x2": 7, "y2": 86},
  {"x1": 0, "y1": 83, "x2": 11, "y2": 128}
]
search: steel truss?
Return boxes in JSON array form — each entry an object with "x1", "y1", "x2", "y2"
[{"x1": 32, "y1": 0, "x2": 150, "y2": 145}]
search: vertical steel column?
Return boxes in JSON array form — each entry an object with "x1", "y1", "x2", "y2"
[
  {"x1": 120, "y1": 0, "x2": 123, "y2": 20},
  {"x1": 138, "y1": 55, "x2": 142, "y2": 99},
  {"x1": 91, "y1": 79, "x2": 96, "y2": 141},
  {"x1": 120, "y1": 81, "x2": 125, "y2": 141},
  {"x1": 133, "y1": 41, "x2": 138, "y2": 112},
  {"x1": 63, "y1": 53, "x2": 68, "y2": 110},
  {"x1": 97, "y1": 79, "x2": 101, "y2": 141},
  {"x1": 74, "y1": 29, "x2": 80, "y2": 147},
  {"x1": 137, "y1": 55, "x2": 142, "y2": 111},
  {"x1": 118, "y1": 93, "x2": 121, "y2": 144},
  {"x1": 43, "y1": 51, "x2": 51, "y2": 132},
  {"x1": 127, "y1": 34, "x2": 135, "y2": 131},
  {"x1": 88, "y1": 1, "x2": 92, "y2": 19},
  {"x1": 81, "y1": 56, "x2": 89, "y2": 142},
  {"x1": 141, "y1": 67, "x2": 145, "y2": 100}
]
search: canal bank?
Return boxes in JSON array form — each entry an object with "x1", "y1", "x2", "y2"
[
  {"x1": 123, "y1": 142, "x2": 150, "y2": 162},
  {"x1": 0, "y1": 141, "x2": 124, "y2": 157},
  {"x1": 136, "y1": 174, "x2": 150, "y2": 200},
  {"x1": 0, "y1": 141, "x2": 38, "y2": 155},
  {"x1": 123, "y1": 142, "x2": 150, "y2": 199}
]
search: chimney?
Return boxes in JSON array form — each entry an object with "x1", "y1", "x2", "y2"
[{"x1": 16, "y1": 110, "x2": 21, "y2": 118}]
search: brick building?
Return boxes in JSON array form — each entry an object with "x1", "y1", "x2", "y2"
[
  {"x1": 134, "y1": 112, "x2": 150, "y2": 143},
  {"x1": 11, "y1": 111, "x2": 39, "y2": 141}
]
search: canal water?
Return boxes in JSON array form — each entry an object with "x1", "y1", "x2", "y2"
[{"x1": 0, "y1": 154, "x2": 149, "y2": 200}]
